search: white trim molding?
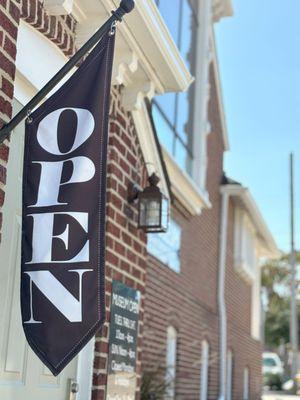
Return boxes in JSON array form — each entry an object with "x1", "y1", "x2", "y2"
[
  {"x1": 44, "y1": 0, "x2": 74, "y2": 15},
  {"x1": 74, "y1": 0, "x2": 193, "y2": 100},
  {"x1": 162, "y1": 149, "x2": 211, "y2": 216},
  {"x1": 211, "y1": 32, "x2": 230, "y2": 151},
  {"x1": 192, "y1": 0, "x2": 213, "y2": 192},
  {"x1": 212, "y1": 0, "x2": 233, "y2": 22},
  {"x1": 221, "y1": 184, "x2": 279, "y2": 258},
  {"x1": 131, "y1": 102, "x2": 170, "y2": 199}
]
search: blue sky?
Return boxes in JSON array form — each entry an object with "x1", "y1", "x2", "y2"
[{"x1": 215, "y1": 0, "x2": 300, "y2": 252}]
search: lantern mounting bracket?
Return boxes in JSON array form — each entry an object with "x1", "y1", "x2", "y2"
[
  {"x1": 127, "y1": 173, "x2": 161, "y2": 204},
  {"x1": 127, "y1": 182, "x2": 141, "y2": 204}
]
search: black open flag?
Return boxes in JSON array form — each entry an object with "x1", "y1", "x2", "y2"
[{"x1": 21, "y1": 27, "x2": 115, "y2": 376}]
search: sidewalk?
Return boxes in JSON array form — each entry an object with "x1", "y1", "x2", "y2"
[{"x1": 262, "y1": 392, "x2": 300, "y2": 399}]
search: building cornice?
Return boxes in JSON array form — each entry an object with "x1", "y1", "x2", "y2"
[
  {"x1": 62, "y1": 0, "x2": 193, "y2": 107},
  {"x1": 212, "y1": 0, "x2": 233, "y2": 22}
]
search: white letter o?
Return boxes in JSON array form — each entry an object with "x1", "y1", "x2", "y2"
[{"x1": 37, "y1": 108, "x2": 95, "y2": 155}]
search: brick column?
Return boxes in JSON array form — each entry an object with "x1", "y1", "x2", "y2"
[
  {"x1": 0, "y1": 0, "x2": 21, "y2": 242},
  {"x1": 92, "y1": 88, "x2": 148, "y2": 400}
]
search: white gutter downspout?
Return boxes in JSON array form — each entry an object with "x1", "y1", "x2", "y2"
[{"x1": 218, "y1": 189, "x2": 229, "y2": 400}]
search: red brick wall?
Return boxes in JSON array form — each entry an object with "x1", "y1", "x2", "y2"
[
  {"x1": 92, "y1": 87, "x2": 148, "y2": 400},
  {"x1": 142, "y1": 64, "x2": 224, "y2": 400},
  {"x1": 0, "y1": 0, "x2": 20, "y2": 241},
  {"x1": 142, "y1": 63, "x2": 263, "y2": 400},
  {"x1": 226, "y1": 199, "x2": 262, "y2": 400}
]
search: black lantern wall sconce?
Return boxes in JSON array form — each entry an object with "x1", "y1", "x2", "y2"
[{"x1": 128, "y1": 173, "x2": 169, "y2": 233}]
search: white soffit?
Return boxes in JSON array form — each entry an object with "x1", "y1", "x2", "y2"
[
  {"x1": 221, "y1": 184, "x2": 280, "y2": 259},
  {"x1": 73, "y1": 0, "x2": 193, "y2": 102},
  {"x1": 44, "y1": 0, "x2": 74, "y2": 15}
]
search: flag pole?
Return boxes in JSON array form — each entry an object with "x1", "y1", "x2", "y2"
[
  {"x1": 290, "y1": 152, "x2": 299, "y2": 391},
  {"x1": 0, "y1": 0, "x2": 135, "y2": 144}
]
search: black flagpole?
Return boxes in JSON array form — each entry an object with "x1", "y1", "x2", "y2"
[{"x1": 0, "y1": 0, "x2": 134, "y2": 144}]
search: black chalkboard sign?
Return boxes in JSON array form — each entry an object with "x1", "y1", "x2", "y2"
[{"x1": 106, "y1": 281, "x2": 140, "y2": 400}]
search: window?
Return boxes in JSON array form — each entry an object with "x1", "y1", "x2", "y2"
[
  {"x1": 200, "y1": 341, "x2": 209, "y2": 400},
  {"x1": 243, "y1": 367, "x2": 249, "y2": 400},
  {"x1": 226, "y1": 351, "x2": 233, "y2": 400},
  {"x1": 153, "y1": 0, "x2": 198, "y2": 176},
  {"x1": 234, "y1": 209, "x2": 257, "y2": 283},
  {"x1": 166, "y1": 326, "x2": 177, "y2": 398},
  {"x1": 147, "y1": 218, "x2": 181, "y2": 273},
  {"x1": 251, "y1": 265, "x2": 261, "y2": 340}
]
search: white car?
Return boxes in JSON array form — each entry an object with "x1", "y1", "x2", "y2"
[{"x1": 263, "y1": 352, "x2": 284, "y2": 390}]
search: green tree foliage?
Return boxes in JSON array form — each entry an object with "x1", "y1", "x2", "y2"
[
  {"x1": 141, "y1": 366, "x2": 171, "y2": 400},
  {"x1": 261, "y1": 254, "x2": 300, "y2": 349}
]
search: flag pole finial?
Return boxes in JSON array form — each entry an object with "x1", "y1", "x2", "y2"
[
  {"x1": 113, "y1": 0, "x2": 135, "y2": 21},
  {"x1": 120, "y1": 0, "x2": 135, "y2": 13}
]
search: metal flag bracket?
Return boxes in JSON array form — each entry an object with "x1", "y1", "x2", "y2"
[
  {"x1": 26, "y1": 109, "x2": 33, "y2": 124},
  {"x1": 0, "y1": 0, "x2": 135, "y2": 144},
  {"x1": 108, "y1": 21, "x2": 117, "y2": 37}
]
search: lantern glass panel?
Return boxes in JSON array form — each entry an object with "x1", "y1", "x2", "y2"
[
  {"x1": 161, "y1": 196, "x2": 169, "y2": 232},
  {"x1": 147, "y1": 199, "x2": 161, "y2": 227},
  {"x1": 139, "y1": 196, "x2": 161, "y2": 228}
]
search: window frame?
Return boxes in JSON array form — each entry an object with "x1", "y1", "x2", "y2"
[
  {"x1": 153, "y1": 0, "x2": 199, "y2": 177},
  {"x1": 226, "y1": 350, "x2": 234, "y2": 400},
  {"x1": 147, "y1": 216, "x2": 182, "y2": 273},
  {"x1": 166, "y1": 326, "x2": 178, "y2": 399},
  {"x1": 200, "y1": 340, "x2": 209, "y2": 400},
  {"x1": 243, "y1": 367, "x2": 250, "y2": 400},
  {"x1": 234, "y1": 208, "x2": 258, "y2": 283},
  {"x1": 151, "y1": 0, "x2": 214, "y2": 207}
]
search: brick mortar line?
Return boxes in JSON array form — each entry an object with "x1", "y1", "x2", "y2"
[
  {"x1": 1, "y1": 45, "x2": 17, "y2": 64},
  {"x1": 108, "y1": 138, "x2": 141, "y2": 172},
  {"x1": 107, "y1": 150, "x2": 142, "y2": 184},
  {"x1": 0, "y1": 6, "x2": 20, "y2": 28},
  {"x1": 106, "y1": 233, "x2": 146, "y2": 259},
  {"x1": 0, "y1": 69, "x2": 15, "y2": 85},
  {"x1": 104, "y1": 265, "x2": 145, "y2": 286},
  {"x1": 0, "y1": 111, "x2": 12, "y2": 123},
  {"x1": 105, "y1": 201, "x2": 138, "y2": 221},
  {"x1": 0, "y1": 88, "x2": 13, "y2": 103},
  {"x1": 105, "y1": 220, "x2": 143, "y2": 246},
  {"x1": 93, "y1": 368, "x2": 107, "y2": 374}
]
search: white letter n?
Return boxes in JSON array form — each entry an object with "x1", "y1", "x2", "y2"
[{"x1": 24, "y1": 269, "x2": 92, "y2": 323}]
